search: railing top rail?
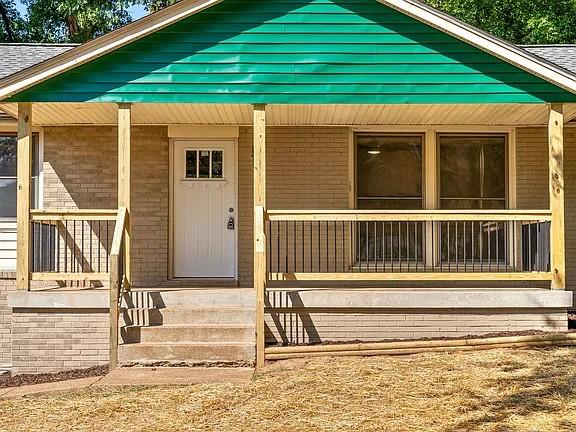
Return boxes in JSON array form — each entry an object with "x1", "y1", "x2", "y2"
[
  {"x1": 266, "y1": 209, "x2": 552, "y2": 222},
  {"x1": 30, "y1": 209, "x2": 118, "y2": 221},
  {"x1": 110, "y1": 207, "x2": 128, "y2": 257}
]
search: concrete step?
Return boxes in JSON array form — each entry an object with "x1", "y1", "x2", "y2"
[
  {"x1": 123, "y1": 324, "x2": 255, "y2": 343},
  {"x1": 119, "y1": 342, "x2": 255, "y2": 364},
  {"x1": 122, "y1": 307, "x2": 255, "y2": 326},
  {"x1": 123, "y1": 289, "x2": 255, "y2": 309}
]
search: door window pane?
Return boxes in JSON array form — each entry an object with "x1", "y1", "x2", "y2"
[
  {"x1": 211, "y1": 151, "x2": 223, "y2": 178},
  {"x1": 199, "y1": 151, "x2": 210, "y2": 178},
  {"x1": 185, "y1": 149, "x2": 225, "y2": 179},
  {"x1": 185, "y1": 150, "x2": 197, "y2": 178}
]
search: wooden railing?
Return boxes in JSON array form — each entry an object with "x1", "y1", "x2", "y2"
[
  {"x1": 29, "y1": 209, "x2": 118, "y2": 282},
  {"x1": 109, "y1": 207, "x2": 128, "y2": 370},
  {"x1": 266, "y1": 210, "x2": 553, "y2": 282}
]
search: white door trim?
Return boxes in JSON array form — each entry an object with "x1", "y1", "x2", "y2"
[{"x1": 169, "y1": 138, "x2": 238, "y2": 280}]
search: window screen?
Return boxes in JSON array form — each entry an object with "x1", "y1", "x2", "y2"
[{"x1": 439, "y1": 135, "x2": 506, "y2": 209}]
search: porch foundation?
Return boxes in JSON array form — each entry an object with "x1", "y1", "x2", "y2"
[
  {"x1": 7, "y1": 291, "x2": 109, "y2": 375},
  {"x1": 264, "y1": 289, "x2": 571, "y2": 345}
]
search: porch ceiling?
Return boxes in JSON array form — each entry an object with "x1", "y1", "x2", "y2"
[{"x1": 1, "y1": 102, "x2": 576, "y2": 126}]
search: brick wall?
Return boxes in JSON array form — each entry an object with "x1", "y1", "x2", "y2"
[
  {"x1": 237, "y1": 126, "x2": 350, "y2": 286},
  {"x1": 44, "y1": 124, "x2": 576, "y2": 290},
  {"x1": 516, "y1": 127, "x2": 576, "y2": 291},
  {"x1": 43, "y1": 126, "x2": 169, "y2": 286},
  {"x1": 11, "y1": 308, "x2": 108, "y2": 374},
  {"x1": 265, "y1": 308, "x2": 568, "y2": 344},
  {"x1": 0, "y1": 277, "x2": 15, "y2": 366}
]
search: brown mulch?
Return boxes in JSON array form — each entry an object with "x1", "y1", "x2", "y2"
[
  {"x1": 271, "y1": 329, "x2": 576, "y2": 347},
  {"x1": 0, "y1": 365, "x2": 108, "y2": 389}
]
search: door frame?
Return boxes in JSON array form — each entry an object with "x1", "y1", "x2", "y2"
[{"x1": 168, "y1": 137, "x2": 239, "y2": 280}]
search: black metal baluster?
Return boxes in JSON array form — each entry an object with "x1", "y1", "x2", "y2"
[
  {"x1": 39, "y1": 222, "x2": 43, "y2": 272},
  {"x1": 389, "y1": 222, "x2": 393, "y2": 272},
  {"x1": 382, "y1": 220, "x2": 386, "y2": 272},
  {"x1": 463, "y1": 221, "x2": 467, "y2": 272},
  {"x1": 496, "y1": 221, "x2": 500, "y2": 271},
  {"x1": 316, "y1": 221, "x2": 322, "y2": 273},
  {"x1": 455, "y1": 221, "x2": 459, "y2": 272},
  {"x1": 56, "y1": 222, "x2": 60, "y2": 273},
  {"x1": 528, "y1": 220, "x2": 532, "y2": 272},
  {"x1": 302, "y1": 221, "x2": 305, "y2": 274},
  {"x1": 406, "y1": 221, "x2": 410, "y2": 272},
  {"x1": 479, "y1": 221, "x2": 483, "y2": 272},
  {"x1": 414, "y1": 221, "x2": 418, "y2": 271},
  {"x1": 398, "y1": 222, "x2": 402, "y2": 272},
  {"x1": 325, "y1": 221, "x2": 329, "y2": 273},
  {"x1": 310, "y1": 222, "x2": 313, "y2": 273},
  {"x1": 293, "y1": 221, "x2": 297, "y2": 274},
  {"x1": 447, "y1": 221, "x2": 451, "y2": 272},
  {"x1": 439, "y1": 221, "x2": 443, "y2": 272},
  {"x1": 342, "y1": 221, "x2": 345, "y2": 273},
  {"x1": 64, "y1": 220, "x2": 68, "y2": 273},
  {"x1": 373, "y1": 221, "x2": 377, "y2": 272}
]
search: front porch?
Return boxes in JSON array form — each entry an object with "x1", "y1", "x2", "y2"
[{"x1": 3, "y1": 101, "x2": 574, "y2": 369}]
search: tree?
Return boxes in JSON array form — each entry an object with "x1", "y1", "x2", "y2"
[
  {"x1": 0, "y1": 0, "x2": 25, "y2": 42},
  {"x1": 8, "y1": 0, "x2": 576, "y2": 45},
  {"x1": 140, "y1": 0, "x2": 179, "y2": 13},
  {"x1": 426, "y1": 0, "x2": 576, "y2": 44},
  {"x1": 24, "y1": 0, "x2": 133, "y2": 43}
]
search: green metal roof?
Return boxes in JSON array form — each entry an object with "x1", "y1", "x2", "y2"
[{"x1": 8, "y1": 0, "x2": 576, "y2": 104}]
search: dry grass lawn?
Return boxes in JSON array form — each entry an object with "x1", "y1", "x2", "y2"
[{"x1": 1, "y1": 347, "x2": 576, "y2": 431}]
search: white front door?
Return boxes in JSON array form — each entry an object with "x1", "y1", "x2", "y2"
[{"x1": 173, "y1": 140, "x2": 236, "y2": 278}]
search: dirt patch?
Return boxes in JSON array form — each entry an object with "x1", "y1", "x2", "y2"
[
  {"x1": 269, "y1": 329, "x2": 576, "y2": 347},
  {"x1": 0, "y1": 365, "x2": 108, "y2": 389}
]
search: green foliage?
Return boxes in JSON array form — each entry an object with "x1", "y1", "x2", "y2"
[
  {"x1": 2, "y1": 0, "x2": 576, "y2": 44},
  {"x1": 140, "y1": 0, "x2": 179, "y2": 13},
  {"x1": 425, "y1": 0, "x2": 576, "y2": 44},
  {"x1": 24, "y1": 0, "x2": 132, "y2": 43},
  {"x1": 0, "y1": 0, "x2": 26, "y2": 42}
]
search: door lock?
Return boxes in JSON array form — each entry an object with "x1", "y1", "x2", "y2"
[{"x1": 227, "y1": 217, "x2": 235, "y2": 230}]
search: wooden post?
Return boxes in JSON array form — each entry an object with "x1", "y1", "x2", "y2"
[
  {"x1": 253, "y1": 104, "x2": 267, "y2": 369},
  {"x1": 109, "y1": 255, "x2": 120, "y2": 370},
  {"x1": 16, "y1": 103, "x2": 32, "y2": 290},
  {"x1": 549, "y1": 103, "x2": 565, "y2": 289},
  {"x1": 424, "y1": 129, "x2": 436, "y2": 268},
  {"x1": 118, "y1": 103, "x2": 131, "y2": 287}
]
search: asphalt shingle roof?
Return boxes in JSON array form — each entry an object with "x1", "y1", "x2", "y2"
[
  {"x1": 0, "y1": 43, "x2": 77, "y2": 80},
  {"x1": 523, "y1": 45, "x2": 576, "y2": 75}
]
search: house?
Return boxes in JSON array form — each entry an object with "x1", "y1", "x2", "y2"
[{"x1": 0, "y1": 0, "x2": 575, "y2": 374}]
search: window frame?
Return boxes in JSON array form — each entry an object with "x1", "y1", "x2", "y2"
[
  {"x1": 0, "y1": 131, "x2": 42, "y2": 220},
  {"x1": 352, "y1": 129, "x2": 513, "y2": 267},
  {"x1": 183, "y1": 148, "x2": 226, "y2": 181}
]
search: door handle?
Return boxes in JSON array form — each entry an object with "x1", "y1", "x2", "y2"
[{"x1": 227, "y1": 217, "x2": 235, "y2": 230}]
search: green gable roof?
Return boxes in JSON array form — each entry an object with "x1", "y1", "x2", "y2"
[{"x1": 8, "y1": 0, "x2": 576, "y2": 104}]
